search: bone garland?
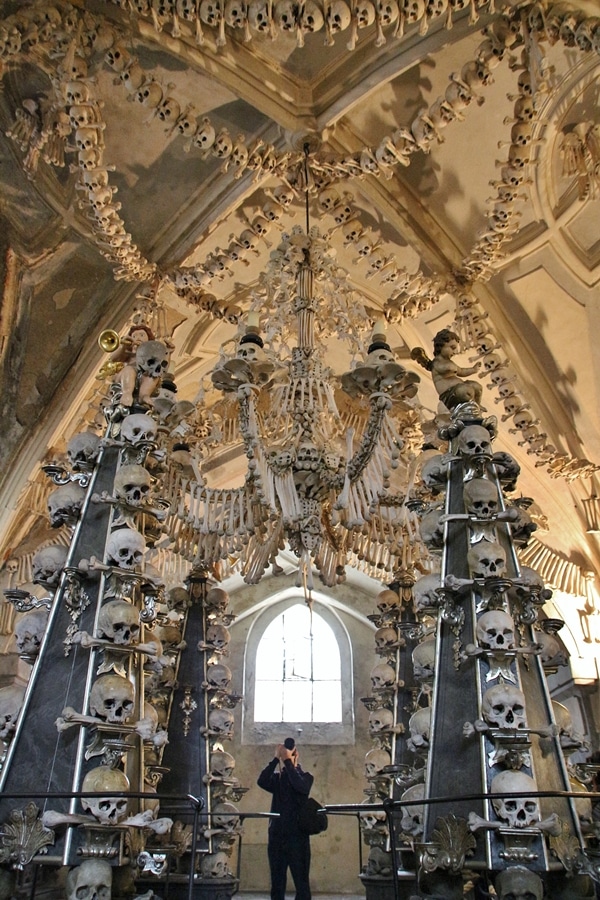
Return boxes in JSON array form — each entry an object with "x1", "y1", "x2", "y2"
[
  {"x1": 455, "y1": 15, "x2": 597, "y2": 285},
  {"x1": 449, "y1": 291, "x2": 600, "y2": 483}
]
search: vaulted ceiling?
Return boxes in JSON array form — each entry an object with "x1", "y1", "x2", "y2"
[{"x1": 0, "y1": 0, "x2": 599, "y2": 595}]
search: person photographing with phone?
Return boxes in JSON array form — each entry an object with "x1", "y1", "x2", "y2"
[{"x1": 257, "y1": 738, "x2": 314, "y2": 900}]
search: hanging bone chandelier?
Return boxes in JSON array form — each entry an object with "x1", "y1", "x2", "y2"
[{"x1": 166, "y1": 165, "x2": 423, "y2": 588}]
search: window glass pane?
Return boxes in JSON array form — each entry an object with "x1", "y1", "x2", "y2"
[
  {"x1": 286, "y1": 635, "x2": 312, "y2": 680},
  {"x1": 254, "y1": 603, "x2": 343, "y2": 723},
  {"x1": 256, "y1": 643, "x2": 284, "y2": 680},
  {"x1": 312, "y1": 629, "x2": 340, "y2": 679},
  {"x1": 255, "y1": 681, "x2": 283, "y2": 720},
  {"x1": 283, "y1": 680, "x2": 312, "y2": 721},
  {"x1": 312, "y1": 682, "x2": 342, "y2": 721}
]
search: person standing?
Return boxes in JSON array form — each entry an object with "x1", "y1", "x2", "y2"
[{"x1": 257, "y1": 739, "x2": 314, "y2": 900}]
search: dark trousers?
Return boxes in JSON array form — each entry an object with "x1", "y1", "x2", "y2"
[{"x1": 267, "y1": 830, "x2": 311, "y2": 900}]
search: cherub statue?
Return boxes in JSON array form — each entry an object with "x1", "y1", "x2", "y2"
[{"x1": 411, "y1": 329, "x2": 482, "y2": 410}]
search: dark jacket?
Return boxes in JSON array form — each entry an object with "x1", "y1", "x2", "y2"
[{"x1": 258, "y1": 757, "x2": 314, "y2": 836}]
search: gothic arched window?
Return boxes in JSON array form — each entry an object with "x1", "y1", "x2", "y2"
[{"x1": 243, "y1": 597, "x2": 355, "y2": 745}]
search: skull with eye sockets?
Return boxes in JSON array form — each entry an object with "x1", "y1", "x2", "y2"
[
  {"x1": 81, "y1": 766, "x2": 130, "y2": 825},
  {"x1": 476, "y1": 610, "x2": 515, "y2": 652},
  {"x1": 467, "y1": 541, "x2": 507, "y2": 579},
  {"x1": 97, "y1": 600, "x2": 140, "y2": 646},
  {"x1": 89, "y1": 674, "x2": 135, "y2": 724},
  {"x1": 463, "y1": 479, "x2": 499, "y2": 519}
]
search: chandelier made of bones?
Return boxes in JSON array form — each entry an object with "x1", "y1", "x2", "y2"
[{"x1": 168, "y1": 160, "x2": 422, "y2": 589}]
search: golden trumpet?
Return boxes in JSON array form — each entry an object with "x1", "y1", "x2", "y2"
[{"x1": 98, "y1": 329, "x2": 120, "y2": 353}]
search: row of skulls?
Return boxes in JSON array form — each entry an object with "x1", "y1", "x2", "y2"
[
  {"x1": 107, "y1": 0, "x2": 500, "y2": 51},
  {"x1": 46, "y1": 419, "x2": 180, "y2": 843},
  {"x1": 197, "y1": 585, "x2": 243, "y2": 877},
  {"x1": 360, "y1": 585, "x2": 436, "y2": 873},
  {"x1": 382, "y1": 408, "x2": 579, "y2": 855}
]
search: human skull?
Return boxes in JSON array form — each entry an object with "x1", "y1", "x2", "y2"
[
  {"x1": 210, "y1": 750, "x2": 236, "y2": 779},
  {"x1": 365, "y1": 748, "x2": 391, "y2": 778},
  {"x1": 463, "y1": 479, "x2": 499, "y2": 519},
  {"x1": 113, "y1": 464, "x2": 152, "y2": 506},
  {"x1": 370, "y1": 663, "x2": 396, "y2": 691},
  {"x1": 213, "y1": 801, "x2": 240, "y2": 830},
  {"x1": 375, "y1": 590, "x2": 400, "y2": 621},
  {"x1": 327, "y1": 0, "x2": 351, "y2": 32},
  {"x1": 420, "y1": 508, "x2": 445, "y2": 549},
  {"x1": 468, "y1": 541, "x2": 507, "y2": 578},
  {"x1": 412, "y1": 638, "x2": 436, "y2": 681},
  {"x1": 421, "y1": 454, "x2": 447, "y2": 492},
  {"x1": 105, "y1": 527, "x2": 146, "y2": 570},
  {"x1": 205, "y1": 623, "x2": 230, "y2": 651},
  {"x1": 407, "y1": 706, "x2": 431, "y2": 751},
  {"x1": 300, "y1": 0, "x2": 324, "y2": 31},
  {"x1": 14, "y1": 609, "x2": 48, "y2": 657},
  {"x1": 476, "y1": 609, "x2": 515, "y2": 651},
  {"x1": 135, "y1": 78, "x2": 164, "y2": 108},
  {"x1": 492, "y1": 451, "x2": 520, "y2": 489},
  {"x1": 47, "y1": 483, "x2": 86, "y2": 528},
  {"x1": 237, "y1": 341, "x2": 266, "y2": 363},
  {"x1": 482, "y1": 683, "x2": 526, "y2": 730},
  {"x1": 575, "y1": 17, "x2": 600, "y2": 52},
  {"x1": 412, "y1": 573, "x2": 441, "y2": 613},
  {"x1": 168, "y1": 586, "x2": 192, "y2": 611},
  {"x1": 400, "y1": 783, "x2": 425, "y2": 836},
  {"x1": 32, "y1": 544, "x2": 68, "y2": 586},
  {"x1": 67, "y1": 431, "x2": 101, "y2": 469},
  {"x1": 332, "y1": 201, "x2": 353, "y2": 225},
  {"x1": 89, "y1": 674, "x2": 135, "y2": 724},
  {"x1": 69, "y1": 104, "x2": 99, "y2": 130},
  {"x1": 374, "y1": 626, "x2": 399, "y2": 653},
  {"x1": 513, "y1": 409, "x2": 535, "y2": 431},
  {"x1": 81, "y1": 766, "x2": 130, "y2": 824},
  {"x1": 136, "y1": 340, "x2": 169, "y2": 380},
  {"x1": 97, "y1": 600, "x2": 141, "y2": 645},
  {"x1": 502, "y1": 395, "x2": 522, "y2": 418},
  {"x1": 376, "y1": 0, "x2": 399, "y2": 26},
  {"x1": 66, "y1": 860, "x2": 112, "y2": 900},
  {"x1": 75, "y1": 127, "x2": 101, "y2": 152},
  {"x1": 0, "y1": 684, "x2": 26, "y2": 740},
  {"x1": 120, "y1": 413, "x2": 158, "y2": 445},
  {"x1": 213, "y1": 128, "x2": 233, "y2": 158},
  {"x1": 359, "y1": 806, "x2": 387, "y2": 834},
  {"x1": 208, "y1": 708, "x2": 235, "y2": 738},
  {"x1": 508, "y1": 144, "x2": 531, "y2": 169},
  {"x1": 224, "y1": 0, "x2": 248, "y2": 27},
  {"x1": 494, "y1": 865, "x2": 543, "y2": 900},
  {"x1": 248, "y1": 0, "x2": 272, "y2": 32},
  {"x1": 355, "y1": 0, "x2": 375, "y2": 27},
  {"x1": 365, "y1": 846, "x2": 393, "y2": 877},
  {"x1": 342, "y1": 218, "x2": 364, "y2": 244},
  {"x1": 105, "y1": 43, "x2": 131, "y2": 71},
  {"x1": 552, "y1": 700, "x2": 585, "y2": 751},
  {"x1": 207, "y1": 664, "x2": 233, "y2": 689},
  {"x1": 369, "y1": 707, "x2": 394, "y2": 733},
  {"x1": 535, "y1": 630, "x2": 567, "y2": 668},
  {"x1": 456, "y1": 425, "x2": 492, "y2": 458},
  {"x1": 491, "y1": 770, "x2": 540, "y2": 828},
  {"x1": 193, "y1": 117, "x2": 216, "y2": 151},
  {"x1": 200, "y1": 851, "x2": 231, "y2": 878},
  {"x1": 559, "y1": 11, "x2": 582, "y2": 46}
]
